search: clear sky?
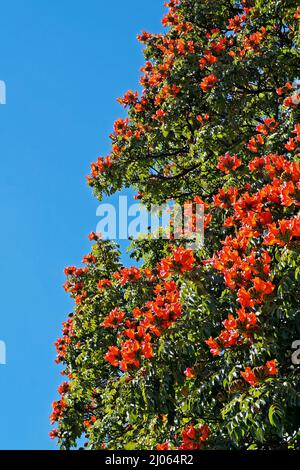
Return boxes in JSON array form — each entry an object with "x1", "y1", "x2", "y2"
[{"x1": 0, "y1": 0, "x2": 164, "y2": 450}]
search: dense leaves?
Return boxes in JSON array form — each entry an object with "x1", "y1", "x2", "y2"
[{"x1": 51, "y1": 0, "x2": 300, "y2": 450}]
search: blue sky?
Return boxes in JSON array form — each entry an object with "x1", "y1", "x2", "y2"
[{"x1": 0, "y1": 0, "x2": 164, "y2": 449}]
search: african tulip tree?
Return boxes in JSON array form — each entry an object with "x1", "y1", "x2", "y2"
[{"x1": 51, "y1": 0, "x2": 300, "y2": 450}]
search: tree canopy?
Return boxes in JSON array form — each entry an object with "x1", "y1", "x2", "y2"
[{"x1": 50, "y1": 0, "x2": 300, "y2": 450}]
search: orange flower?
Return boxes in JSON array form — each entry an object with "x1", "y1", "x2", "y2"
[
  {"x1": 152, "y1": 109, "x2": 167, "y2": 121},
  {"x1": 247, "y1": 137, "x2": 258, "y2": 153},
  {"x1": 117, "y1": 90, "x2": 138, "y2": 108},
  {"x1": 205, "y1": 336, "x2": 221, "y2": 356},
  {"x1": 247, "y1": 135, "x2": 264, "y2": 153},
  {"x1": 119, "y1": 339, "x2": 141, "y2": 371},
  {"x1": 113, "y1": 117, "x2": 129, "y2": 136},
  {"x1": 184, "y1": 367, "x2": 196, "y2": 379},
  {"x1": 219, "y1": 329, "x2": 239, "y2": 348},
  {"x1": 200, "y1": 74, "x2": 218, "y2": 92},
  {"x1": 140, "y1": 339, "x2": 154, "y2": 359},
  {"x1": 49, "y1": 429, "x2": 58, "y2": 439},
  {"x1": 104, "y1": 346, "x2": 121, "y2": 367},
  {"x1": 199, "y1": 52, "x2": 218, "y2": 70},
  {"x1": 179, "y1": 424, "x2": 210, "y2": 450},
  {"x1": 294, "y1": 6, "x2": 300, "y2": 19},
  {"x1": 102, "y1": 308, "x2": 125, "y2": 329},
  {"x1": 137, "y1": 31, "x2": 152, "y2": 43},
  {"x1": 82, "y1": 254, "x2": 97, "y2": 264},
  {"x1": 252, "y1": 277, "x2": 275, "y2": 295},
  {"x1": 144, "y1": 268, "x2": 156, "y2": 282},
  {"x1": 285, "y1": 138, "x2": 296, "y2": 151},
  {"x1": 222, "y1": 314, "x2": 237, "y2": 331},
  {"x1": 114, "y1": 267, "x2": 142, "y2": 285},
  {"x1": 88, "y1": 231, "x2": 101, "y2": 241},
  {"x1": 217, "y1": 153, "x2": 242, "y2": 174},
  {"x1": 97, "y1": 278, "x2": 112, "y2": 290},
  {"x1": 264, "y1": 218, "x2": 300, "y2": 246},
  {"x1": 213, "y1": 187, "x2": 239, "y2": 209},
  {"x1": 199, "y1": 424, "x2": 211, "y2": 442},
  {"x1": 241, "y1": 367, "x2": 258, "y2": 386},
  {"x1": 281, "y1": 181, "x2": 300, "y2": 207},
  {"x1": 227, "y1": 14, "x2": 246, "y2": 32},
  {"x1": 276, "y1": 82, "x2": 292, "y2": 96}
]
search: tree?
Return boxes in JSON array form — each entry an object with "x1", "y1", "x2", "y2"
[{"x1": 50, "y1": 0, "x2": 300, "y2": 450}]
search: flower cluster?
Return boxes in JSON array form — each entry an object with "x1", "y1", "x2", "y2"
[
  {"x1": 113, "y1": 266, "x2": 142, "y2": 285},
  {"x1": 104, "y1": 280, "x2": 181, "y2": 371},
  {"x1": 156, "y1": 423, "x2": 210, "y2": 450},
  {"x1": 157, "y1": 246, "x2": 196, "y2": 279},
  {"x1": 54, "y1": 318, "x2": 74, "y2": 364},
  {"x1": 87, "y1": 0, "x2": 249, "y2": 187},
  {"x1": 200, "y1": 73, "x2": 218, "y2": 92},
  {"x1": 50, "y1": 398, "x2": 67, "y2": 425},
  {"x1": 241, "y1": 360, "x2": 278, "y2": 387},
  {"x1": 52, "y1": 0, "x2": 300, "y2": 450},
  {"x1": 217, "y1": 153, "x2": 242, "y2": 174},
  {"x1": 206, "y1": 132, "x2": 300, "y2": 356},
  {"x1": 178, "y1": 424, "x2": 210, "y2": 450}
]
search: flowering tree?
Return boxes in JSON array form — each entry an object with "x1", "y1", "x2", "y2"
[{"x1": 51, "y1": 0, "x2": 300, "y2": 450}]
